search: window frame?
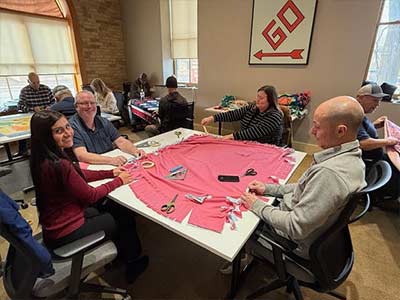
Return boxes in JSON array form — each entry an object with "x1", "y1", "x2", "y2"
[{"x1": 364, "y1": 0, "x2": 400, "y2": 98}]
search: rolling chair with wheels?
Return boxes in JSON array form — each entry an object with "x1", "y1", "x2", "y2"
[
  {"x1": 245, "y1": 160, "x2": 391, "y2": 300},
  {"x1": 0, "y1": 192, "x2": 131, "y2": 300}
]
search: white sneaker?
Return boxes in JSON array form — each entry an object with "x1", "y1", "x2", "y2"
[{"x1": 219, "y1": 253, "x2": 253, "y2": 275}]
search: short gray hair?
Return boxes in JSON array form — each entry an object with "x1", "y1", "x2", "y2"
[{"x1": 75, "y1": 90, "x2": 96, "y2": 104}]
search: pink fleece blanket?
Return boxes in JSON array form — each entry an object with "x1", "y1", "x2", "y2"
[
  {"x1": 385, "y1": 119, "x2": 400, "y2": 171},
  {"x1": 127, "y1": 135, "x2": 295, "y2": 232}
]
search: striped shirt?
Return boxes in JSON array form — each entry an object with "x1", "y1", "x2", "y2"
[
  {"x1": 18, "y1": 84, "x2": 56, "y2": 112},
  {"x1": 214, "y1": 104, "x2": 283, "y2": 145}
]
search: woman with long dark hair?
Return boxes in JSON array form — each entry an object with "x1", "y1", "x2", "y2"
[
  {"x1": 201, "y1": 85, "x2": 283, "y2": 145},
  {"x1": 30, "y1": 110, "x2": 148, "y2": 283}
]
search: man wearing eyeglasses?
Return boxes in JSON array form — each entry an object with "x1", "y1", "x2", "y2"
[
  {"x1": 16, "y1": 72, "x2": 56, "y2": 157},
  {"x1": 69, "y1": 90, "x2": 144, "y2": 166},
  {"x1": 356, "y1": 83, "x2": 400, "y2": 202}
]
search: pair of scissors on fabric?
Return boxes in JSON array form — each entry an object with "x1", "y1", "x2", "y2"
[
  {"x1": 242, "y1": 168, "x2": 257, "y2": 177},
  {"x1": 161, "y1": 194, "x2": 178, "y2": 214}
]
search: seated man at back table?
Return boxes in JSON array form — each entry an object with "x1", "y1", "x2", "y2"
[
  {"x1": 223, "y1": 96, "x2": 366, "y2": 274},
  {"x1": 145, "y1": 76, "x2": 188, "y2": 136},
  {"x1": 69, "y1": 91, "x2": 144, "y2": 166},
  {"x1": 16, "y1": 72, "x2": 56, "y2": 156}
]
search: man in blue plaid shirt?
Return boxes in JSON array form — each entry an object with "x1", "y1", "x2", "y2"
[
  {"x1": 18, "y1": 72, "x2": 55, "y2": 112},
  {"x1": 15, "y1": 72, "x2": 56, "y2": 157}
]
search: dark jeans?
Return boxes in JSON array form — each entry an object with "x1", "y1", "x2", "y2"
[{"x1": 46, "y1": 200, "x2": 142, "y2": 263}]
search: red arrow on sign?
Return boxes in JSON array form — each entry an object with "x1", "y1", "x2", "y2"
[{"x1": 253, "y1": 49, "x2": 304, "y2": 60}]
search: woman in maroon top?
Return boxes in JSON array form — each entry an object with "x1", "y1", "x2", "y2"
[{"x1": 29, "y1": 111, "x2": 148, "y2": 283}]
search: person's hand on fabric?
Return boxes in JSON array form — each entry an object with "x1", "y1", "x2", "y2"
[
  {"x1": 201, "y1": 116, "x2": 214, "y2": 126},
  {"x1": 113, "y1": 166, "x2": 127, "y2": 176},
  {"x1": 247, "y1": 180, "x2": 266, "y2": 195},
  {"x1": 240, "y1": 192, "x2": 258, "y2": 209},
  {"x1": 385, "y1": 137, "x2": 399, "y2": 146},
  {"x1": 222, "y1": 134, "x2": 234, "y2": 140},
  {"x1": 118, "y1": 171, "x2": 134, "y2": 185},
  {"x1": 374, "y1": 116, "x2": 387, "y2": 128},
  {"x1": 109, "y1": 155, "x2": 128, "y2": 166},
  {"x1": 33, "y1": 106, "x2": 41, "y2": 112}
]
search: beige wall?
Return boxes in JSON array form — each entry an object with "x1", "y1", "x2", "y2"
[
  {"x1": 122, "y1": 0, "x2": 399, "y2": 146},
  {"x1": 121, "y1": 0, "x2": 164, "y2": 85}
]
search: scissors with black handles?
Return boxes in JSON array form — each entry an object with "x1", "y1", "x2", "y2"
[
  {"x1": 242, "y1": 168, "x2": 257, "y2": 177},
  {"x1": 161, "y1": 194, "x2": 178, "y2": 214}
]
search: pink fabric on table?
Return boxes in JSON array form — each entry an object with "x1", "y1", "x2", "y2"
[
  {"x1": 127, "y1": 135, "x2": 295, "y2": 232},
  {"x1": 385, "y1": 119, "x2": 400, "y2": 153},
  {"x1": 385, "y1": 119, "x2": 400, "y2": 172}
]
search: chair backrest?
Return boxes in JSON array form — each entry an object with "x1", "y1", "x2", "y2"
[
  {"x1": 279, "y1": 105, "x2": 292, "y2": 147},
  {"x1": 308, "y1": 191, "x2": 364, "y2": 291},
  {"x1": 364, "y1": 160, "x2": 392, "y2": 194},
  {"x1": 1, "y1": 222, "x2": 46, "y2": 299},
  {"x1": 184, "y1": 101, "x2": 195, "y2": 129}
]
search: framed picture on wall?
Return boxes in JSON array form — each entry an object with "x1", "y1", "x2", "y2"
[{"x1": 249, "y1": 0, "x2": 317, "y2": 65}]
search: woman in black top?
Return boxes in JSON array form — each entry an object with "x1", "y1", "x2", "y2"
[{"x1": 201, "y1": 85, "x2": 283, "y2": 145}]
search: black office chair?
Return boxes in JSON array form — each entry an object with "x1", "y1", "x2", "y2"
[
  {"x1": 1, "y1": 223, "x2": 131, "y2": 299},
  {"x1": 184, "y1": 101, "x2": 195, "y2": 130},
  {"x1": 245, "y1": 160, "x2": 392, "y2": 300},
  {"x1": 363, "y1": 160, "x2": 392, "y2": 209},
  {"x1": 113, "y1": 91, "x2": 130, "y2": 127}
]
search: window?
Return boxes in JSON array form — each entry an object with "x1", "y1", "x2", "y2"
[
  {"x1": 366, "y1": 0, "x2": 400, "y2": 93},
  {"x1": 0, "y1": 2, "x2": 79, "y2": 110},
  {"x1": 170, "y1": 0, "x2": 198, "y2": 84}
]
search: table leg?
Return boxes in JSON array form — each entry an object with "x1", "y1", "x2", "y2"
[
  {"x1": 4, "y1": 143, "x2": 12, "y2": 162},
  {"x1": 225, "y1": 248, "x2": 243, "y2": 299},
  {"x1": 218, "y1": 121, "x2": 222, "y2": 135}
]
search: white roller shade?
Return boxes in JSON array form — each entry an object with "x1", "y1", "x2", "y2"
[
  {"x1": 170, "y1": 0, "x2": 197, "y2": 59},
  {"x1": 0, "y1": 11, "x2": 76, "y2": 76}
]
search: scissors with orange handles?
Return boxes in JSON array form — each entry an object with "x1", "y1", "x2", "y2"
[{"x1": 161, "y1": 194, "x2": 178, "y2": 214}]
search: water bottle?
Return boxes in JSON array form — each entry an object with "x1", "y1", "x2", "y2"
[{"x1": 140, "y1": 88, "x2": 145, "y2": 100}]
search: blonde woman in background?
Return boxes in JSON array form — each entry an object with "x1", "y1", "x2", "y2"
[{"x1": 90, "y1": 78, "x2": 119, "y2": 114}]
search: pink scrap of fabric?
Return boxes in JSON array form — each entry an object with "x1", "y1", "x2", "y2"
[
  {"x1": 79, "y1": 162, "x2": 89, "y2": 170},
  {"x1": 127, "y1": 135, "x2": 295, "y2": 232},
  {"x1": 385, "y1": 119, "x2": 400, "y2": 172}
]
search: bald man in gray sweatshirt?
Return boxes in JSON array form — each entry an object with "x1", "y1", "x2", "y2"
[{"x1": 242, "y1": 96, "x2": 367, "y2": 259}]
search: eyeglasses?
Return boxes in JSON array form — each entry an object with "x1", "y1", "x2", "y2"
[{"x1": 76, "y1": 101, "x2": 97, "y2": 106}]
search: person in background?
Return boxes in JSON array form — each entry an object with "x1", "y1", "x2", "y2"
[
  {"x1": 130, "y1": 73, "x2": 151, "y2": 99},
  {"x1": 145, "y1": 76, "x2": 188, "y2": 136},
  {"x1": 221, "y1": 96, "x2": 366, "y2": 274},
  {"x1": 50, "y1": 85, "x2": 76, "y2": 117},
  {"x1": 356, "y1": 83, "x2": 400, "y2": 202},
  {"x1": 16, "y1": 72, "x2": 56, "y2": 157},
  {"x1": 29, "y1": 110, "x2": 148, "y2": 283},
  {"x1": 201, "y1": 85, "x2": 283, "y2": 145},
  {"x1": 90, "y1": 78, "x2": 119, "y2": 114},
  {"x1": 69, "y1": 91, "x2": 144, "y2": 166}
]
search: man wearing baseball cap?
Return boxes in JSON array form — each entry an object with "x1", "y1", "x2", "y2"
[
  {"x1": 145, "y1": 75, "x2": 188, "y2": 136},
  {"x1": 356, "y1": 83, "x2": 400, "y2": 201}
]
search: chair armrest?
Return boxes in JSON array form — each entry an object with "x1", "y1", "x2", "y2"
[
  {"x1": 349, "y1": 193, "x2": 370, "y2": 224},
  {"x1": 53, "y1": 231, "x2": 105, "y2": 258},
  {"x1": 256, "y1": 225, "x2": 298, "y2": 253}
]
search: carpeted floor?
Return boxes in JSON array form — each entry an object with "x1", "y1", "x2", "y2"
[{"x1": 0, "y1": 126, "x2": 399, "y2": 300}]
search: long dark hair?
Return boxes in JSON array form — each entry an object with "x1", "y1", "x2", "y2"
[
  {"x1": 29, "y1": 111, "x2": 81, "y2": 210},
  {"x1": 257, "y1": 85, "x2": 280, "y2": 111}
]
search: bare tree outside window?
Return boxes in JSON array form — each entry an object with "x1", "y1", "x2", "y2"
[{"x1": 367, "y1": 0, "x2": 400, "y2": 93}]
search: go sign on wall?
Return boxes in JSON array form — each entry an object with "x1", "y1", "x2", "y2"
[{"x1": 249, "y1": 0, "x2": 317, "y2": 65}]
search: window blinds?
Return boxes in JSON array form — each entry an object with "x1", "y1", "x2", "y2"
[
  {"x1": 0, "y1": 11, "x2": 76, "y2": 76},
  {"x1": 170, "y1": 0, "x2": 197, "y2": 59}
]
